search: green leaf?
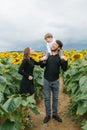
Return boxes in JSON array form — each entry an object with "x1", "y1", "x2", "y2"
[
  {"x1": 0, "y1": 92, "x2": 4, "y2": 103},
  {"x1": 13, "y1": 97, "x2": 22, "y2": 108},
  {"x1": 79, "y1": 76, "x2": 87, "y2": 93},
  {"x1": 77, "y1": 101, "x2": 87, "y2": 115},
  {"x1": 27, "y1": 96, "x2": 36, "y2": 104},
  {"x1": 36, "y1": 77, "x2": 43, "y2": 86},
  {"x1": 3, "y1": 96, "x2": 23, "y2": 113},
  {"x1": 3, "y1": 98, "x2": 15, "y2": 113},
  {"x1": 82, "y1": 120, "x2": 87, "y2": 130},
  {"x1": 21, "y1": 100, "x2": 29, "y2": 106},
  {"x1": 0, "y1": 119, "x2": 21, "y2": 130},
  {"x1": 0, "y1": 85, "x2": 7, "y2": 93},
  {"x1": 29, "y1": 105, "x2": 40, "y2": 115},
  {"x1": 0, "y1": 76, "x2": 7, "y2": 84},
  {"x1": 0, "y1": 104, "x2": 10, "y2": 118}
]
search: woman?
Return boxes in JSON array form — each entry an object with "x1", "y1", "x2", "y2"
[{"x1": 18, "y1": 47, "x2": 40, "y2": 96}]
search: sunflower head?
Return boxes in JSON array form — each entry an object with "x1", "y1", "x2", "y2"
[
  {"x1": 72, "y1": 53, "x2": 83, "y2": 61},
  {"x1": 12, "y1": 58, "x2": 22, "y2": 64},
  {"x1": 3, "y1": 68, "x2": 7, "y2": 73},
  {"x1": 11, "y1": 52, "x2": 19, "y2": 58},
  {"x1": 31, "y1": 52, "x2": 44, "y2": 61}
]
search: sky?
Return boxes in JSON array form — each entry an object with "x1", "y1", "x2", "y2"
[{"x1": 0, "y1": 0, "x2": 87, "y2": 51}]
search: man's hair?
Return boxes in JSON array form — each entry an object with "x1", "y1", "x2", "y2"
[
  {"x1": 44, "y1": 33, "x2": 53, "y2": 40},
  {"x1": 56, "y1": 40, "x2": 63, "y2": 49}
]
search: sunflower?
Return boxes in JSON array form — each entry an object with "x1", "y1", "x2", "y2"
[
  {"x1": 63, "y1": 53, "x2": 69, "y2": 60},
  {"x1": 72, "y1": 53, "x2": 83, "y2": 61},
  {"x1": 3, "y1": 68, "x2": 7, "y2": 73},
  {"x1": 82, "y1": 50, "x2": 87, "y2": 55},
  {"x1": 12, "y1": 58, "x2": 22, "y2": 64},
  {"x1": 32, "y1": 55, "x2": 41, "y2": 61},
  {"x1": 0, "y1": 52, "x2": 7, "y2": 58},
  {"x1": 11, "y1": 52, "x2": 19, "y2": 58},
  {"x1": 31, "y1": 52, "x2": 43, "y2": 61}
]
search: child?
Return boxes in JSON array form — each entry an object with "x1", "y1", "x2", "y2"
[
  {"x1": 41, "y1": 33, "x2": 55, "y2": 60},
  {"x1": 41, "y1": 33, "x2": 63, "y2": 60},
  {"x1": 44, "y1": 33, "x2": 55, "y2": 53}
]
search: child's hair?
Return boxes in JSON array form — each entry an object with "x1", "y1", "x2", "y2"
[
  {"x1": 44, "y1": 33, "x2": 53, "y2": 40},
  {"x1": 56, "y1": 40, "x2": 63, "y2": 49}
]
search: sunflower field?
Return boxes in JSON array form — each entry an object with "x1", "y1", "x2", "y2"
[
  {"x1": 0, "y1": 51, "x2": 44, "y2": 130},
  {"x1": 62, "y1": 49, "x2": 87, "y2": 130},
  {"x1": 0, "y1": 49, "x2": 87, "y2": 130}
]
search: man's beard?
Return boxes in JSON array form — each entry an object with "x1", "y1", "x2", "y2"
[{"x1": 51, "y1": 47, "x2": 58, "y2": 52}]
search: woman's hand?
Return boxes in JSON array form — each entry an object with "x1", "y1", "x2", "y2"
[
  {"x1": 40, "y1": 55, "x2": 48, "y2": 61},
  {"x1": 28, "y1": 76, "x2": 33, "y2": 80}
]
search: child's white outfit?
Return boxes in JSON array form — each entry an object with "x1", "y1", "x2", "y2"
[{"x1": 46, "y1": 39, "x2": 55, "y2": 53}]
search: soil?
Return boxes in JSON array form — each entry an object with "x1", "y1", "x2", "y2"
[{"x1": 26, "y1": 77, "x2": 82, "y2": 130}]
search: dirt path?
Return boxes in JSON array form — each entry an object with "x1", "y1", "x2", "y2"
[{"x1": 26, "y1": 77, "x2": 82, "y2": 130}]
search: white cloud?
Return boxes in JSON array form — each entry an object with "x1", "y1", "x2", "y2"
[{"x1": 0, "y1": 0, "x2": 87, "y2": 51}]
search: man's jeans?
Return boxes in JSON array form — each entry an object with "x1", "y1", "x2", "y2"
[{"x1": 44, "y1": 78, "x2": 59, "y2": 116}]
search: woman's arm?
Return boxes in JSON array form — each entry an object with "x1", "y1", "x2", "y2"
[
  {"x1": 32, "y1": 58, "x2": 41, "y2": 65},
  {"x1": 40, "y1": 60, "x2": 47, "y2": 68},
  {"x1": 32, "y1": 58, "x2": 47, "y2": 68}
]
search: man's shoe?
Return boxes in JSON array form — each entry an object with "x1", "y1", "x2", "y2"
[
  {"x1": 52, "y1": 115, "x2": 62, "y2": 122},
  {"x1": 43, "y1": 115, "x2": 50, "y2": 123}
]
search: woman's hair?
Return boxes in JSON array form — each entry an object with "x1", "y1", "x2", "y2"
[{"x1": 23, "y1": 47, "x2": 30, "y2": 59}]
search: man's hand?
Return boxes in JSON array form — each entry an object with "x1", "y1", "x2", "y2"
[{"x1": 60, "y1": 55, "x2": 67, "y2": 61}]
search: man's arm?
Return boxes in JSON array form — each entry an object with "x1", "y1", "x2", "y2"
[{"x1": 60, "y1": 56, "x2": 68, "y2": 71}]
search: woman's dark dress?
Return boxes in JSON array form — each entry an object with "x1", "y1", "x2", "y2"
[{"x1": 18, "y1": 58, "x2": 40, "y2": 95}]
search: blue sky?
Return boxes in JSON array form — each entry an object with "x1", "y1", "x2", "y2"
[{"x1": 0, "y1": 0, "x2": 87, "y2": 51}]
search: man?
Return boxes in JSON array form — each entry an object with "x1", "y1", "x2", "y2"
[{"x1": 40, "y1": 40, "x2": 68, "y2": 123}]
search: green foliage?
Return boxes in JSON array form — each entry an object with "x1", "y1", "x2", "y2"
[
  {"x1": 34, "y1": 66, "x2": 44, "y2": 103},
  {"x1": 79, "y1": 76, "x2": 87, "y2": 93},
  {"x1": 82, "y1": 120, "x2": 87, "y2": 130},
  {"x1": 0, "y1": 94, "x2": 39, "y2": 129},
  {"x1": 62, "y1": 59, "x2": 87, "y2": 129},
  {"x1": 0, "y1": 119, "x2": 21, "y2": 130},
  {"x1": 0, "y1": 57, "x2": 43, "y2": 129},
  {"x1": 0, "y1": 58, "x2": 21, "y2": 99},
  {"x1": 0, "y1": 57, "x2": 44, "y2": 102}
]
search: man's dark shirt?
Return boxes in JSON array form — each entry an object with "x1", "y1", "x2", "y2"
[{"x1": 41, "y1": 54, "x2": 68, "y2": 81}]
